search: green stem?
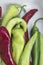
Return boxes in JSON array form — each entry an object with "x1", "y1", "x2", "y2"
[
  {"x1": 16, "y1": 5, "x2": 26, "y2": 17},
  {"x1": 34, "y1": 18, "x2": 43, "y2": 26}
]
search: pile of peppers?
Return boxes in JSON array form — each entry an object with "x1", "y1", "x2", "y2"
[{"x1": 0, "y1": 4, "x2": 43, "y2": 65}]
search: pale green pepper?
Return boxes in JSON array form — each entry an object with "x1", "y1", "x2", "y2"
[
  {"x1": 12, "y1": 29, "x2": 24, "y2": 64},
  {"x1": 2, "y1": 4, "x2": 19, "y2": 26},
  {"x1": 18, "y1": 32, "x2": 38, "y2": 65},
  {"x1": 6, "y1": 18, "x2": 27, "y2": 65},
  {"x1": 6, "y1": 18, "x2": 27, "y2": 36}
]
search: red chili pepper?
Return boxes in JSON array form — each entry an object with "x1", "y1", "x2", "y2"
[
  {"x1": 22, "y1": 9, "x2": 38, "y2": 43},
  {"x1": 22, "y1": 9, "x2": 38, "y2": 23},
  {"x1": 0, "y1": 7, "x2": 2, "y2": 18},
  {"x1": 0, "y1": 26, "x2": 16, "y2": 65}
]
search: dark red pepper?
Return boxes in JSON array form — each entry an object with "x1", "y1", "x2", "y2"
[
  {"x1": 22, "y1": 9, "x2": 38, "y2": 43},
  {"x1": 22, "y1": 9, "x2": 38, "y2": 23},
  {"x1": 0, "y1": 26, "x2": 16, "y2": 65}
]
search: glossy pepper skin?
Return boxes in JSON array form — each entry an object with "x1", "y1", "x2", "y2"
[
  {"x1": 0, "y1": 26, "x2": 16, "y2": 65},
  {"x1": 22, "y1": 9, "x2": 38, "y2": 43}
]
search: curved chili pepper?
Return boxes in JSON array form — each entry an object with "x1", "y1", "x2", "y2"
[
  {"x1": 22, "y1": 9, "x2": 38, "y2": 43},
  {"x1": 0, "y1": 26, "x2": 16, "y2": 65},
  {"x1": 22, "y1": 9, "x2": 38, "y2": 23}
]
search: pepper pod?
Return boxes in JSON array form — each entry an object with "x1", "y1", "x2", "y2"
[
  {"x1": 0, "y1": 26, "x2": 16, "y2": 65},
  {"x1": 39, "y1": 33, "x2": 43, "y2": 65},
  {"x1": 31, "y1": 18, "x2": 43, "y2": 65},
  {"x1": 31, "y1": 23, "x2": 40, "y2": 65},
  {"x1": 22, "y1": 9, "x2": 38, "y2": 43}
]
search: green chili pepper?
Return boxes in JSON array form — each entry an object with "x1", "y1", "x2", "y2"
[
  {"x1": 31, "y1": 18, "x2": 43, "y2": 65},
  {"x1": 31, "y1": 25, "x2": 40, "y2": 65},
  {"x1": 7, "y1": 18, "x2": 27, "y2": 64},
  {"x1": 1, "y1": 4, "x2": 26, "y2": 27},
  {"x1": 2, "y1": 4, "x2": 19, "y2": 26},
  {"x1": 18, "y1": 32, "x2": 38, "y2": 65},
  {"x1": 39, "y1": 33, "x2": 43, "y2": 65},
  {"x1": 12, "y1": 29, "x2": 24, "y2": 64}
]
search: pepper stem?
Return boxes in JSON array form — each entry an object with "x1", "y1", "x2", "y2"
[
  {"x1": 17, "y1": 5, "x2": 26, "y2": 17},
  {"x1": 34, "y1": 18, "x2": 43, "y2": 26}
]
